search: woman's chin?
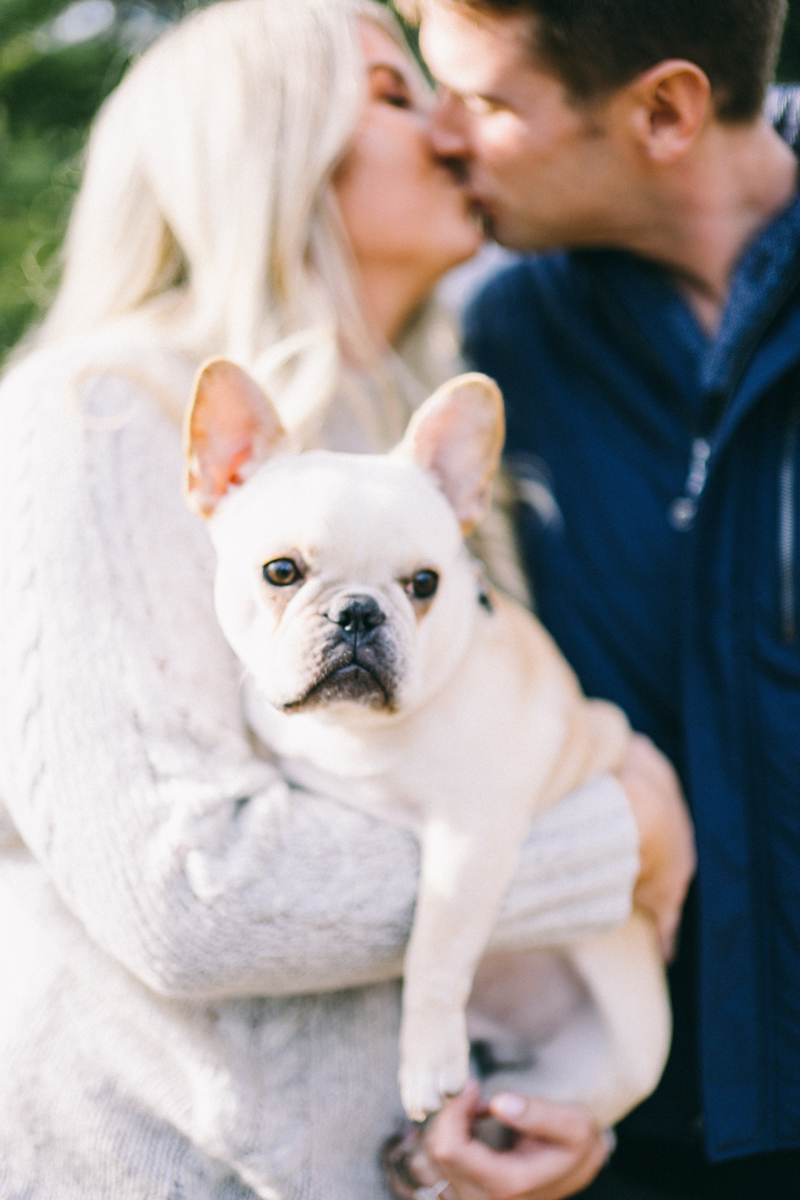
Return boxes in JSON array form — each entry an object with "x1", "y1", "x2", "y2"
[
  {"x1": 438, "y1": 217, "x2": 487, "y2": 275},
  {"x1": 446, "y1": 234, "x2": 487, "y2": 274}
]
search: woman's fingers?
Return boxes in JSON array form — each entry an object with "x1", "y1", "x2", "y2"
[
  {"x1": 619, "y1": 733, "x2": 696, "y2": 960},
  {"x1": 423, "y1": 1088, "x2": 611, "y2": 1200}
]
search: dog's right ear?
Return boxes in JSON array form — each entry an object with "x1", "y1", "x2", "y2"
[
  {"x1": 184, "y1": 358, "x2": 286, "y2": 518},
  {"x1": 395, "y1": 373, "x2": 505, "y2": 535}
]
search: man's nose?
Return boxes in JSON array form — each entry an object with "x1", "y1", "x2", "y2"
[{"x1": 429, "y1": 88, "x2": 471, "y2": 160}]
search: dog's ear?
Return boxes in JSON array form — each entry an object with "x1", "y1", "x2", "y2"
[
  {"x1": 184, "y1": 358, "x2": 286, "y2": 518},
  {"x1": 396, "y1": 373, "x2": 505, "y2": 535}
]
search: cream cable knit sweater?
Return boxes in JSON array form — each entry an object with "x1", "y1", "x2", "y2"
[{"x1": 0, "y1": 335, "x2": 639, "y2": 1200}]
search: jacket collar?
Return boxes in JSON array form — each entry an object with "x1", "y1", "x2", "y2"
[{"x1": 576, "y1": 85, "x2": 800, "y2": 441}]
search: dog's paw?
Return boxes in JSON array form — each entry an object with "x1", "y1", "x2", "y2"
[
  {"x1": 399, "y1": 1010, "x2": 470, "y2": 1120},
  {"x1": 399, "y1": 1058, "x2": 469, "y2": 1122}
]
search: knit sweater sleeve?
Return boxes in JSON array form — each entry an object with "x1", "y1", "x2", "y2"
[{"x1": 0, "y1": 348, "x2": 638, "y2": 1000}]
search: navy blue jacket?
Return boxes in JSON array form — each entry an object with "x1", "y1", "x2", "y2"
[{"x1": 463, "y1": 91, "x2": 800, "y2": 1162}]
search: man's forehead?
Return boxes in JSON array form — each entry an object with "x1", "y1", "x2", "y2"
[{"x1": 419, "y1": 1, "x2": 535, "y2": 94}]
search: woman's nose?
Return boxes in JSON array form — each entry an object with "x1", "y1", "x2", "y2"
[{"x1": 429, "y1": 88, "x2": 471, "y2": 161}]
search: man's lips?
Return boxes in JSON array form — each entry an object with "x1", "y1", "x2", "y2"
[
  {"x1": 437, "y1": 155, "x2": 496, "y2": 233},
  {"x1": 440, "y1": 154, "x2": 469, "y2": 186}
]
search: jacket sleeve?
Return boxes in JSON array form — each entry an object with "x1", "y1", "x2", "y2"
[{"x1": 0, "y1": 351, "x2": 638, "y2": 1001}]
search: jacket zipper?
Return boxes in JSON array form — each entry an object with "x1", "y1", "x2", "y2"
[
  {"x1": 670, "y1": 403, "x2": 798, "y2": 641},
  {"x1": 669, "y1": 437, "x2": 712, "y2": 531},
  {"x1": 590, "y1": 257, "x2": 800, "y2": 606},
  {"x1": 779, "y1": 399, "x2": 799, "y2": 644},
  {"x1": 667, "y1": 268, "x2": 800, "y2": 534}
]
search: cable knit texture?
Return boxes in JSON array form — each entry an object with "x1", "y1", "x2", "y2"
[{"x1": 0, "y1": 334, "x2": 638, "y2": 1199}]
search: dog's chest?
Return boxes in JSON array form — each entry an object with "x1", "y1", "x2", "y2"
[
  {"x1": 241, "y1": 607, "x2": 571, "y2": 839},
  {"x1": 244, "y1": 680, "x2": 430, "y2": 831}
]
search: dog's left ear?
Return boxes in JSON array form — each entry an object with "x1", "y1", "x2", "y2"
[
  {"x1": 396, "y1": 373, "x2": 505, "y2": 535},
  {"x1": 184, "y1": 358, "x2": 286, "y2": 518}
]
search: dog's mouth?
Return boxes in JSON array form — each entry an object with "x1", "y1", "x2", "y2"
[{"x1": 282, "y1": 649, "x2": 396, "y2": 713}]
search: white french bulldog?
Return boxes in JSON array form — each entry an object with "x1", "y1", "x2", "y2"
[{"x1": 184, "y1": 359, "x2": 670, "y2": 1125}]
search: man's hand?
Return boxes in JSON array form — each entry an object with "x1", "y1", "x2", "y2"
[
  {"x1": 618, "y1": 733, "x2": 696, "y2": 961},
  {"x1": 406, "y1": 1083, "x2": 612, "y2": 1200}
]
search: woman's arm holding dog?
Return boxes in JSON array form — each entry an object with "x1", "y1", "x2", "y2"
[{"x1": 0, "y1": 356, "x2": 647, "y2": 1000}]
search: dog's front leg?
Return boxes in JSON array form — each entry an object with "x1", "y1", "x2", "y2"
[{"x1": 399, "y1": 816, "x2": 526, "y2": 1120}]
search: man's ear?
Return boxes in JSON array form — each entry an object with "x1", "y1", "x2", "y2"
[
  {"x1": 395, "y1": 372, "x2": 505, "y2": 534},
  {"x1": 626, "y1": 60, "x2": 711, "y2": 164},
  {"x1": 184, "y1": 358, "x2": 286, "y2": 518}
]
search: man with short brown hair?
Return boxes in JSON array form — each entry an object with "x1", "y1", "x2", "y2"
[{"x1": 388, "y1": 2, "x2": 800, "y2": 1198}]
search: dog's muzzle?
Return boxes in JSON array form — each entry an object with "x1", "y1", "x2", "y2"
[
  {"x1": 329, "y1": 594, "x2": 386, "y2": 642},
  {"x1": 283, "y1": 594, "x2": 399, "y2": 712}
]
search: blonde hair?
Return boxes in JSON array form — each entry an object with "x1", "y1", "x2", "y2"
[{"x1": 31, "y1": 0, "x2": 453, "y2": 444}]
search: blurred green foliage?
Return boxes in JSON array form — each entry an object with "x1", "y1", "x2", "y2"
[
  {"x1": 0, "y1": 0, "x2": 188, "y2": 356},
  {"x1": 1, "y1": 0, "x2": 800, "y2": 362}
]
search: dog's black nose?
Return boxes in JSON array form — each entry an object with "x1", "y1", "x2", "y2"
[{"x1": 330, "y1": 595, "x2": 386, "y2": 639}]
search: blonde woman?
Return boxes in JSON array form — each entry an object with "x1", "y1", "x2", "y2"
[{"x1": 0, "y1": 2, "x2": 688, "y2": 1197}]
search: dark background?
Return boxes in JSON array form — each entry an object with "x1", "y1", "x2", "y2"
[{"x1": 2, "y1": 0, "x2": 800, "y2": 361}]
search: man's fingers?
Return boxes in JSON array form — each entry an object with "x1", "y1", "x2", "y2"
[
  {"x1": 620, "y1": 733, "x2": 696, "y2": 962},
  {"x1": 634, "y1": 886, "x2": 686, "y2": 965},
  {"x1": 427, "y1": 1091, "x2": 604, "y2": 1198},
  {"x1": 428, "y1": 1088, "x2": 593, "y2": 1163},
  {"x1": 654, "y1": 896, "x2": 681, "y2": 961},
  {"x1": 425, "y1": 1081, "x2": 483, "y2": 1158},
  {"x1": 542, "y1": 1128, "x2": 613, "y2": 1200},
  {"x1": 488, "y1": 1093, "x2": 596, "y2": 1146},
  {"x1": 432, "y1": 1133, "x2": 586, "y2": 1197}
]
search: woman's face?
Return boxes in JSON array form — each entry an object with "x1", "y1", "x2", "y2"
[{"x1": 334, "y1": 20, "x2": 482, "y2": 331}]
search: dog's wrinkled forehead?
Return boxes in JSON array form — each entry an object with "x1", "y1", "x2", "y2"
[{"x1": 210, "y1": 449, "x2": 463, "y2": 578}]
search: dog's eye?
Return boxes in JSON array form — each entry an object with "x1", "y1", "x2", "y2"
[
  {"x1": 408, "y1": 569, "x2": 439, "y2": 600},
  {"x1": 263, "y1": 558, "x2": 302, "y2": 587}
]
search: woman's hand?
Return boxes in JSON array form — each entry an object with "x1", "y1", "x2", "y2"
[
  {"x1": 405, "y1": 1083, "x2": 612, "y2": 1200},
  {"x1": 618, "y1": 733, "x2": 696, "y2": 961}
]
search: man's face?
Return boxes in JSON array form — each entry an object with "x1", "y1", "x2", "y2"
[{"x1": 420, "y1": 1, "x2": 631, "y2": 250}]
